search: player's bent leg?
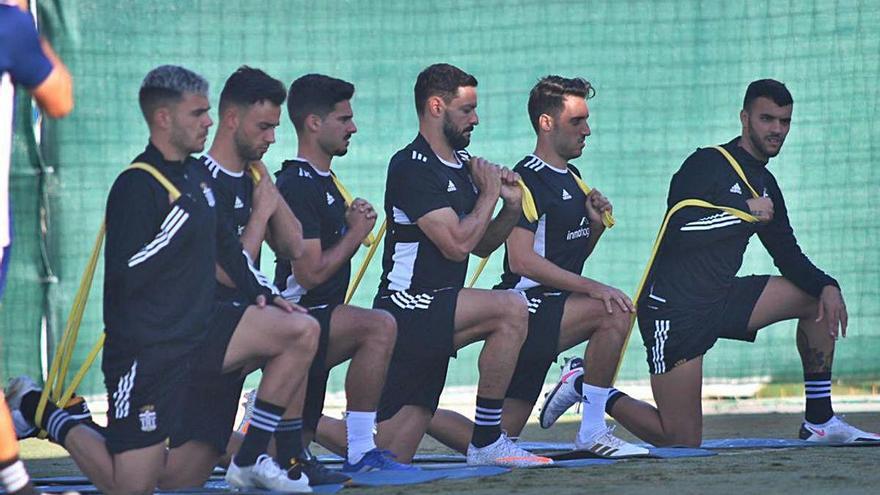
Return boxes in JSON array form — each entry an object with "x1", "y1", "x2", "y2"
[
  {"x1": 500, "y1": 398, "x2": 534, "y2": 438},
  {"x1": 748, "y1": 277, "x2": 879, "y2": 443},
  {"x1": 374, "y1": 405, "x2": 434, "y2": 464},
  {"x1": 558, "y1": 293, "x2": 630, "y2": 386},
  {"x1": 223, "y1": 308, "x2": 319, "y2": 492},
  {"x1": 314, "y1": 415, "x2": 347, "y2": 457},
  {"x1": 552, "y1": 294, "x2": 646, "y2": 457},
  {"x1": 452, "y1": 288, "x2": 528, "y2": 398},
  {"x1": 160, "y1": 441, "x2": 222, "y2": 489},
  {"x1": 453, "y1": 290, "x2": 551, "y2": 467},
  {"x1": 325, "y1": 305, "x2": 397, "y2": 411},
  {"x1": 539, "y1": 294, "x2": 629, "y2": 430},
  {"x1": 222, "y1": 306, "x2": 319, "y2": 379},
  {"x1": 427, "y1": 398, "x2": 534, "y2": 455},
  {"x1": 107, "y1": 442, "x2": 169, "y2": 494},
  {"x1": 747, "y1": 276, "x2": 819, "y2": 332},
  {"x1": 609, "y1": 356, "x2": 704, "y2": 447},
  {"x1": 427, "y1": 409, "x2": 472, "y2": 455}
]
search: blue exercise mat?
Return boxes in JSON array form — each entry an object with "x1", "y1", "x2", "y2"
[
  {"x1": 346, "y1": 469, "x2": 449, "y2": 486},
  {"x1": 519, "y1": 441, "x2": 714, "y2": 459},
  {"x1": 422, "y1": 465, "x2": 511, "y2": 479},
  {"x1": 701, "y1": 438, "x2": 816, "y2": 449},
  {"x1": 203, "y1": 479, "x2": 343, "y2": 494},
  {"x1": 551, "y1": 458, "x2": 618, "y2": 468}
]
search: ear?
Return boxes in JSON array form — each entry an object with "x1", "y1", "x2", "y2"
[
  {"x1": 739, "y1": 108, "x2": 748, "y2": 128},
  {"x1": 539, "y1": 113, "x2": 554, "y2": 133},
  {"x1": 305, "y1": 114, "x2": 322, "y2": 133},
  {"x1": 153, "y1": 106, "x2": 172, "y2": 130},
  {"x1": 222, "y1": 106, "x2": 240, "y2": 130},
  {"x1": 427, "y1": 95, "x2": 445, "y2": 118}
]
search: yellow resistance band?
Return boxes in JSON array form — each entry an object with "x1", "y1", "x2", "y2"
[
  {"x1": 344, "y1": 219, "x2": 387, "y2": 304},
  {"x1": 467, "y1": 174, "x2": 610, "y2": 288},
  {"x1": 612, "y1": 147, "x2": 761, "y2": 382},
  {"x1": 35, "y1": 163, "x2": 180, "y2": 437},
  {"x1": 331, "y1": 172, "x2": 377, "y2": 247}
]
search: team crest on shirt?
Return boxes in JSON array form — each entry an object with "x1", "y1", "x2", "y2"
[
  {"x1": 326, "y1": 192, "x2": 335, "y2": 205},
  {"x1": 200, "y1": 182, "x2": 216, "y2": 207},
  {"x1": 138, "y1": 405, "x2": 157, "y2": 432}
]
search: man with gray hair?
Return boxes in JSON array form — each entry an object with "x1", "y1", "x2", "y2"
[{"x1": 6, "y1": 64, "x2": 318, "y2": 493}]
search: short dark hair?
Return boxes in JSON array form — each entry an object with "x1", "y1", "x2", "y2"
[
  {"x1": 287, "y1": 74, "x2": 355, "y2": 132},
  {"x1": 527, "y1": 75, "x2": 595, "y2": 133},
  {"x1": 414, "y1": 63, "x2": 478, "y2": 116},
  {"x1": 218, "y1": 66, "x2": 286, "y2": 116},
  {"x1": 138, "y1": 65, "x2": 208, "y2": 123},
  {"x1": 743, "y1": 79, "x2": 793, "y2": 110}
]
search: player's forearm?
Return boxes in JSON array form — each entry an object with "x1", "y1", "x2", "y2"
[
  {"x1": 451, "y1": 191, "x2": 497, "y2": 255},
  {"x1": 32, "y1": 39, "x2": 73, "y2": 118},
  {"x1": 582, "y1": 222, "x2": 605, "y2": 258},
  {"x1": 510, "y1": 249, "x2": 598, "y2": 294},
  {"x1": 240, "y1": 211, "x2": 271, "y2": 260},
  {"x1": 267, "y1": 202, "x2": 305, "y2": 260},
  {"x1": 473, "y1": 202, "x2": 521, "y2": 257},
  {"x1": 293, "y1": 231, "x2": 362, "y2": 288}
]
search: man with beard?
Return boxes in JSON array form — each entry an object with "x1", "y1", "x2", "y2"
[
  {"x1": 267, "y1": 73, "x2": 406, "y2": 476},
  {"x1": 370, "y1": 63, "x2": 551, "y2": 467},
  {"x1": 428, "y1": 75, "x2": 648, "y2": 458},
  {"x1": 7, "y1": 65, "x2": 319, "y2": 493},
  {"x1": 155, "y1": 66, "x2": 320, "y2": 492},
  {"x1": 546, "y1": 79, "x2": 880, "y2": 447}
]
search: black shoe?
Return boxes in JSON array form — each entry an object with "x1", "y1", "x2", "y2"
[{"x1": 293, "y1": 457, "x2": 351, "y2": 486}]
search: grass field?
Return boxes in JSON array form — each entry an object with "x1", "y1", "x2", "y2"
[{"x1": 19, "y1": 410, "x2": 880, "y2": 494}]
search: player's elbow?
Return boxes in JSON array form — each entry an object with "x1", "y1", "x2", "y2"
[
  {"x1": 438, "y1": 244, "x2": 470, "y2": 262},
  {"x1": 43, "y1": 97, "x2": 74, "y2": 118},
  {"x1": 292, "y1": 266, "x2": 324, "y2": 290},
  {"x1": 507, "y1": 253, "x2": 533, "y2": 279}
]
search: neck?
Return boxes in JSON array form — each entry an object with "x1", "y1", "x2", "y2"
[
  {"x1": 419, "y1": 121, "x2": 456, "y2": 163},
  {"x1": 533, "y1": 140, "x2": 569, "y2": 170},
  {"x1": 207, "y1": 132, "x2": 247, "y2": 172},
  {"x1": 737, "y1": 134, "x2": 768, "y2": 164},
  {"x1": 150, "y1": 136, "x2": 188, "y2": 163},
  {"x1": 297, "y1": 140, "x2": 332, "y2": 173}
]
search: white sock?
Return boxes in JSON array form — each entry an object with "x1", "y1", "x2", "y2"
[
  {"x1": 0, "y1": 460, "x2": 30, "y2": 494},
  {"x1": 345, "y1": 411, "x2": 377, "y2": 464},
  {"x1": 578, "y1": 383, "x2": 610, "y2": 442}
]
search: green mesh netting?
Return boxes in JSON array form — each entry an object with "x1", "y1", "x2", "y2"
[{"x1": 2, "y1": 0, "x2": 877, "y2": 395}]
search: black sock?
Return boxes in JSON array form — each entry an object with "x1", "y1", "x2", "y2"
[
  {"x1": 234, "y1": 398, "x2": 284, "y2": 467},
  {"x1": 274, "y1": 418, "x2": 304, "y2": 470},
  {"x1": 20, "y1": 391, "x2": 75, "y2": 445},
  {"x1": 606, "y1": 388, "x2": 628, "y2": 414},
  {"x1": 804, "y1": 372, "x2": 833, "y2": 424},
  {"x1": 471, "y1": 396, "x2": 504, "y2": 448}
]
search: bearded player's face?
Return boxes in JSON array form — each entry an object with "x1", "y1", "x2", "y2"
[
  {"x1": 442, "y1": 86, "x2": 479, "y2": 150},
  {"x1": 741, "y1": 96, "x2": 792, "y2": 161},
  {"x1": 234, "y1": 100, "x2": 281, "y2": 162},
  {"x1": 317, "y1": 99, "x2": 357, "y2": 157}
]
